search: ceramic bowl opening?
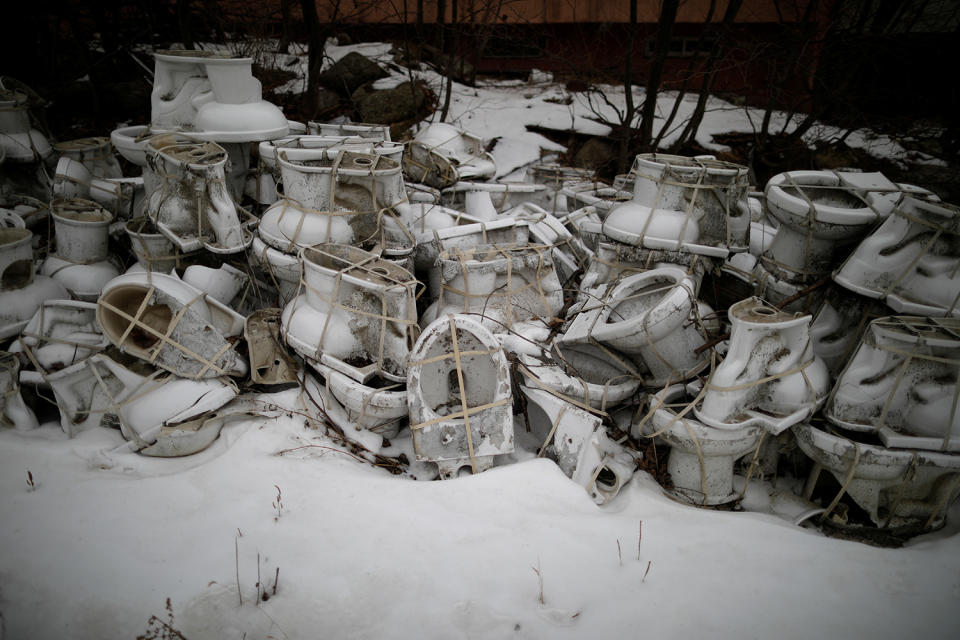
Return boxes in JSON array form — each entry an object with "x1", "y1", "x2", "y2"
[
  {"x1": 420, "y1": 330, "x2": 498, "y2": 416},
  {"x1": 100, "y1": 287, "x2": 173, "y2": 351},
  {"x1": 782, "y1": 185, "x2": 863, "y2": 209},
  {"x1": 608, "y1": 278, "x2": 676, "y2": 324},
  {"x1": 754, "y1": 306, "x2": 777, "y2": 316},
  {"x1": 595, "y1": 466, "x2": 618, "y2": 490},
  {"x1": 1, "y1": 259, "x2": 32, "y2": 289},
  {"x1": 352, "y1": 156, "x2": 374, "y2": 167}
]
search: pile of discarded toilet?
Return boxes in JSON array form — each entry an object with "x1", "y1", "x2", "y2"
[{"x1": 1, "y1": 52, "x2": 959, "y2": 541}]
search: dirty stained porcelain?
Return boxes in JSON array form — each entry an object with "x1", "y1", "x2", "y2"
[
  {"x1": 762, "y1": 170, "x2": 879, "y2": 283},
  {"x1": 407, "y1": 314, "x2": 514, "y2": 478},
  {"x1": 824, "y1": 316, "x2": 960, "y2": 452},
  {"x1": 0, "y1": 351, "x2": 38, "y2": 430},
  {"x1": 834, "y1": 196, "x2": 960, "y2": 317},
  {"x1": 559, "y1": 267, "x2": 710, "y2": 387},
  {"x1": 281, "y1": 244, "x2": 419, "y2": 383},
  {"x1": 639, "y1": 384, "x2": 763, "y2": 505},
  {"x1": 41, "y1": 198, "x2": 119, "y2": 300},
  {"x1": 97, "y1": 271, "x2": 248, "y2": 379},
  {"x1": 12, "y1": 300, "x2": 108, "y2": 372},
  {"x1": 521, "y1": 384, "x2": 637, "y2": 504},
  {"x1": 259, "y1": 150, "x2": 413, "y2": 254},
  {"x1": 696, "y1": 298, "x2": 830, "y2": 434},
  {"x1": 245, "y1": 308, "x2": 299, "y2": 385},
  {"x1": 602, "y1": 154, "x2": 750, "y2": 257},
  {"x1": 0, "y1": 89, "x2": 52, "y2": 162},
  {"x1": 403, "y1": 122, "x2": 496, "y2": 189}
]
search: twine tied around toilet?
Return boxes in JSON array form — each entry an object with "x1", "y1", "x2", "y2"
[
  {"x1": 282, "y1": 244, "x2": 420, "y2": 380},
  {"x1": 407, "y1": 315, "x2": 512, "y2": 475},
  {"x1": 436, "y1": 242, "x2": 559, "y2": 329},
  {"x1": 586, "y1": 242, "x2": 716, "y2": 289},
  {"x1": 272, "y1": 150, "x2": 416, "y2": 253},
  {"x1": 404, "y1": 129, "x2": 481, "y2": 188},
  {"x1": 630, "y1": 155, "x2": 750, "y2": 252}
]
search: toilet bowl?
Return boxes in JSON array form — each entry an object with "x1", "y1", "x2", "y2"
[
  {"x1": 407, "y1": 314, "x2": 514, "y2": 478},
  {"x1": 259, "y1": 150, "x2": 413, "y2": 254},
  {"x1": 602, "y1": 154, "x2": 751, "y2": 257},
  {"x1": 97, "y1": 271, "x2": 248, "y2": 379},
  {"x1": 53, "y1": 157, "x2": 142, "y2": 219},
  {"x1": 182, "y1": 263, "x2": 248, "y2": 307},
  {"x1": 12, "y1": 300, "x2": 107, "y2": 373},
  {"x1": 431, "y1": 242, "x2": 564, "y2": 331},
  {"x1": 143, "y1": 135, "x2": 253, "y2": 254},
  {"x1": 0, "y1": 351, "x2": 37, "y2": 430},
  {"x1": 834, "y1": 196, "x2": 960, "y2": 317},
  {"x1": 0, "y1": 89, "x2": 52, "y2": 162},
  {"x1": 418, "y1": 217, "x2": 527, "y2": 277},
  {"x1": 150, "y1": 50, "x2": 287, "y2": 142},
  {"x1": 520, "y1": 385, "x2": 637, "y2": 504},
  {"x1": 824, "y1": 316, "x2": 960, "y2": 452},
  {"x1": 514, "y1": 205, "x2": 586, "y2": 283},
  {"x1": 125, "y1": 217, "x2": 193, "y2": 273},
  {"x1": 281, "y1": 244, "x2": 419, "y2": 383},
  {"x1": 808, "y1": 287, "x2": 888, "y2": 378},
  {"x1": 0, "y1": 227, "x2": 69, "y2": 339},
  {"x1": 327, "y1": 368, "x2": 408, "y2": 439},
  {"x1": 440, "y1": 181, "x2": 552, "y2": 218},
  {"x1": 638, "y1": 383, "x2": 763, "y2": 505},
  {"x1": 403, "y1": 122, "x2": 496, "y2": 188},
  {"x1": 580, "y1": 240, "x2": 715, "y2": 294},
  {"x1": 517, "y1": 342, "x2": 642, "y2": 411},
  {"x1": 559, "y1": 267, "x2": 709, "y2": 387},
  {"x1": 41, "y1": 198, "x2": 119, "y2": 301},
  {"x1": 762, "y1": 170, "x2": 880, "y2": 283},
  {"x1": 696, "y1": 297, "x2": 830, "y2": 434},
  {"x1": 109, "y1": 124, "x2": 151, "y2": 167},
  {"x1": 795, "y1": 421, "x2": 960, "y2": 529},
  {"x1": 250, "y1": 235, "x2": 301, "y2": 304},
  {"x1": 53, "y1": 136, "x2": 122, "y2": 179}
]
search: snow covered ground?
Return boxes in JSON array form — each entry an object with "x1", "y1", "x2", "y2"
[{"x1": 1, "y1": 40, "x2": 959, "y2": 639}]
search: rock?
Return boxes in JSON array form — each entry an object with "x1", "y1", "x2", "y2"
[
  {"x1": 318, "y1": 52, "x2": 387, "y2": 96},
  {"x1": 313, "y1": 87, "x2": 342, "y2": 116},
  {"x1": 573, "y1": 137, "x2": 615, "y2": 171},
  {"x1": 354, "y1": 82, "x2": 427, "y2": 125}
]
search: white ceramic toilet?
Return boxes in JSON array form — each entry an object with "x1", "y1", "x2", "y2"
[
  {"x1": 403, "y1": 122, "x2": 496, "y2": 188},
  {"x1": 834, "y1": 196, "x2": 960, "y2": 317},
  {"x1": 762, "y1": 170, "x2": 880, "y2": 283},
  {"x1": 407, "y1": 314, "x2": 514, "y2": 478},
  {"x1": 559, "y1": 267, "x2": 710, "y2": 386},
  {"x1": 41, "y1": 198, "x2": 120, "y2": 301},
  {"x1": 638, "y1": 383, "x2": 763, "y2": 505},
  {"x1": 0, "y1": 227, "x2": 69, "y2": 339},
  {"x1": 696, "y1": 297, "x2": 830, "y2": 434}
]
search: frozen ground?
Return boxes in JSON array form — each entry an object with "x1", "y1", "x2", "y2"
[{"x1": 1, "y1": 40, "x2": 959, "y2": 639}]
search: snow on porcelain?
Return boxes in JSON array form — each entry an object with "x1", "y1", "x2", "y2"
[
  {"x1": 834, "y1": 196, "x2": 960, "y2": 317},
  {"x1": 762, "y1": 170, "x2": 880, "y2": 283},
  {"x1": 259, "y1": 150, "x2": 412, "y2": 254},
  {"x1": 403, "y1": 122, "x2": 496, "y2": 189},
  {"x1": 407, "y1": 314, "x2": 514, "y2": 478},
  {"x1": 0, "y1": 351, "x2": 37, "y2": 430},
  {"x1": 245, "y1": 308, "x2": 299, "y2": 385},
  {"x1": 41, "y1": 198, "x2": 119, "y2": 301},
  {"x1": 327, "y1": 368, "x2": 408, "y2": 439},
  {"x1": 559, "y1": 267, "x2": 709, "y2": 387},
  {"x1": 696, "y1": 298, "x2": 829, "y2": 434},
  {"x1": 579, "y1": 240, "x2": 716, "y2": 294},
  {"x1": 517, "y1": 343, "x2": 641, "y2": 410},
  {"x1": 520, "y1": 385, "x2": 636, "y2": 505},
  {"x1": 182, "y1": 263, "x2": 248, "y2": 306},
  {"x1": 150, "y1": 51, "x2": 288, "y2": 142},
  {"x1": 143, "y1": 135, "x2": 253, "y2": 254},
  {"x1": 97, "y1": 271, "x2": 248, "y2": 379},
  {"x1": 53, "y1": 137, "x2": 122, "y2": 178},
  {"x1": 824, "y1": 316, "x2": 960, "y2": 452},
  {"x1": 794, "y1": 421, "x2": 960, "y2": 529},
  {"x1": 281, "y1": 244, "x2": 418, "y2": 383},
  {"x1": 431, "y1": 242, "x2": 564, "y2": 331},
  {"x1": 638, "y1": 384, "x2": 763, "y2": 505},
  {"x1": 602, "y1": 154, "x2": 750, "y2": 257},
  {"x1": 0, "y1": 227, "x2": 69, "y2": 339},
  {"x1": 13, "y1": 300, "x2": 108, "y2": 373},
  {"x1": 308, "y1": 121, "x2": 391, "y2": 141},
  {"x1": 109, "y1": 124, "x2": 151, "y2": 167},
  {"x1": 0, "y1": 89, "x2": 52, "y2": 162}
]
